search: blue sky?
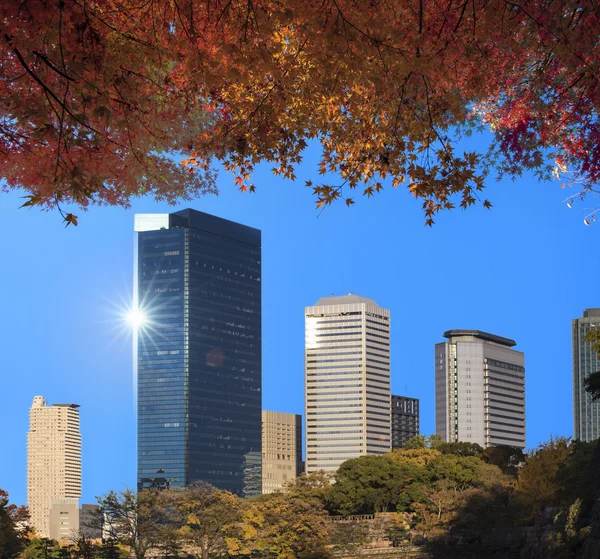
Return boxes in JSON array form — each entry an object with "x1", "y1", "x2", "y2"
[{"x1": 1, "y1": 150, "x2": 598, "y2": 507}]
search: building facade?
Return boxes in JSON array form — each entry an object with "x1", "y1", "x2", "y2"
[
  {"x1": 573, "y1": 308, "x2": 600, "y2": 442},
  {"x1": 49, "y1": 499, "x2": 79, "y2": 541},
  {"x1": 391, "y1": 395, "x2": 420, "y2": 449},
  {"x1": 135, "y1": 210, "x2": 262, "y2": 496},
  {"x1": 262, "y1": 411, "x2": 303, "y2": 493},
  {"x1": 79, "y1": 504, "x2": 102, "y2": 540},
  {"x1": 435, "y1": 330, "x2": 526, "y2": 449},
  {"x1": 305, "y1": 295, "x2": 391, "y2": 474},
  {"x1": 27, "y1": 396, "x2": 81, "y2": 537}
]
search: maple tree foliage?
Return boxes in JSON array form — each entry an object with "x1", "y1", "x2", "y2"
[{"x1": 2, "y1": 0, "x2": 600, "y2": 224}]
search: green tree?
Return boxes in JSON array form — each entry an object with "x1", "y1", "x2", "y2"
[
  {"x1": 283, "y1": 471, "x2": 332, "y2": 505},
  {"x1": 410, "y1": 453, "x2": 509, "y2": 535},
  {"x1": 432, "y1": 441, "x2": 483, "y2": 457},
  {"x1": 427, "y1": 454, "x2": 484, "y2": 492},
  {"x1": 21, "y1": 539, "x2": 62, "y2": 559},
  {"x1": 482, "y1": 445, "x2": 525, "y2": 477},
  {"x1": 514, "y1": 437, "x2": 576, "y2": 522},
  {"x1": 96, "y1": 489, "x2": 166, "y2": 559},
  {"x1": 403, "y1": 435, "x2": 443, "y2": 450},
  {"x1": 583, "y1": 329, "x2": 600, "y2": 401},
  {"x1": 389, "y1": 447, "x2": 440, "y2": 467},
  {"x1": 95, "y1": 541, "x2": 128, "y2": 559},
  {"x1": 0, "y1": 490, "x2": 28, "y2": 559},
  {"x1": 329, "y1": 455, "x2": 425, "y2": 515}
]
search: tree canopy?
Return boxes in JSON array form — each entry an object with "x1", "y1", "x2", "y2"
[
  {"x1": 2, "y1": 0, "x2": 600, "y2": 224},
  {"x1": 583, "y1": 328, "x2": 600, "y2": 401},
  {"x1": 0, "y1": 489, "x2": 28, "y2": 559}
]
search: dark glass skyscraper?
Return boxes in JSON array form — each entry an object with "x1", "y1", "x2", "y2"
[
  {"x1": 134, "y1": 209, "x2": 261, "y2": 496},
  {"x1": 391, "y1": 395, "x2": 420, "y2": 449}
]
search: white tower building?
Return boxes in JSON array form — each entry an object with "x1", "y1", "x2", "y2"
[
  {"x1": 305, "y1": 295, "x2": 391, "y2": 473},
  {"x1": 27, "y1": 396, "x2": 81, "y2": 537},
  {"x1": 435, "y1": 330, "x2": 526, "y2": 449}
]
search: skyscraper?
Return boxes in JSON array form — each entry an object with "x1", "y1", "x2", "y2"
[
  {"x1": 27, "y1": 396, "x2": 81, "y2": 537},
  {"x1": 435, "y1": 330, "x2": 526, "y2": 449},
  {"x1": 305, "y1": 294, "x2": 391, "y2": 473},
  {"x1": 135, "y1": 209, "x2": 262, "y2": 496},
  {"x1": 391, "y1": 395, "x2": 420, "y2": 449},
  {"x1": 262, "y1": 411, "x2": 303, "y2": 494},
  {"x1": 573, "y1": 308, "x2": 600, "y2": 442}
]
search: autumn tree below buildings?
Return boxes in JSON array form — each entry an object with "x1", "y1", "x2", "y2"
[
  {"x1": 2, "y1": 1, "x2": 600, "y2": 224},
  {"x1": 0, "y1": 490, "x2": 28, "y2": 559}
]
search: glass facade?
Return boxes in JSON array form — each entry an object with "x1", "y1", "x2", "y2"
[
  {"x1": 136, "y1": 209, "x2": 261, "y2": 496},
  {"x1": 573, "y1": 309, "x2": 600, "y2": 442},
  {"x1": 391, "y1": 395, "x2": 419, "y2": 449}
]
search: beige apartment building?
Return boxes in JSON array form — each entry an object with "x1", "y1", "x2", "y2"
[
  {"x1": 27, "y1": 396, "x2": 82, "y2": 537},
  {"x1": 305, "y1": 295, "x2": 391, "y2": 474},
  {"x1": 262, "y1": 411, "x2": 303, "y2": 493},
  {"x1": 435, "y1": 330, "x2": 526, "y2": 449}
]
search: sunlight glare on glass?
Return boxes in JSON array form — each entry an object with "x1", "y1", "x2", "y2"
[{"x1": 127, "y1": 308, "x2": 146, "y2": 328}]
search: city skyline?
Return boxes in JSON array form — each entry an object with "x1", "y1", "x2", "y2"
[{"x1": 1, "y1": 173, "x2": 597, "y2": 506}]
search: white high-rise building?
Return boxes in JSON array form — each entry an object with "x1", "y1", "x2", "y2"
[
  {"x1": 435, "y1": 330, "x2": 526, "y2": 449},
  {"x1": 305, "y1": 295, "x2": 391, "y2": 474},
  {"x1": 27, "y1": 396, "x2": 82, "y2": 537}
]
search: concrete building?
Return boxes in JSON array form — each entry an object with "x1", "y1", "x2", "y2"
[
  {"x1": 135, "y1": 210, "x2": 262, "y2": 497},
  {"x1": 262, "y1": 411, "x2": 303, "y2": 493},
  {"x1": 435, "y1": 330, "x2": 526, "y2": 449},
  {"x1": 305, "y1": 294, "x2": 391, "y2": 473},
  {"x1": 573, "y1": 308, "x2": 600, "y2": 442},
  {"x1": 391, "y1": 395, "x2": 420, "y2": 449},
  {"x1": 27, "y1": 396, "x2": 81, "y2": 537},
  {"x1": 49, "y1": 499, "x2": 79, "y2": 541},
  {"x1": 79, "y1": 504, "x2": 102, "y2": 540}
]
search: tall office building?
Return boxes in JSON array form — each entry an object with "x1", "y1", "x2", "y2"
[
  {"x1": 262, "y1": 411, "x2": 303, "y2": 494},
  {"x1": 573, "y1": 308, "x2": 600, "y2": 441},
  {"x1": 391, "y1": 395, "x2": 420, "y2": 449},
  {"x1": 435, "y1": 330, "x2": 526, "y2": 449},
  {"x1": 27, "y1": 396, "x2": 81, "y2": 537},
  {"x1": 135, "y1": 210, "x2": 262, "y2": 496},
  {"x1": 305, "y1": 295, "x2": 391, "y2": 473}
]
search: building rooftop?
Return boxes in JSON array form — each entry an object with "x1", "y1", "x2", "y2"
[
  {"x1": 443, "y1": 329, "x2": 517, "y2": 348},
  {"x1": 134, "y1": 209, "x2": 260, "y2": 246},
  {"x1": 313, "y1": 294, "x2": 378, "y2": 307},
  {"x1": 53, "y1": 404, "x2": 80, "y2": 409},
  {"x1": 583, "y1": 308, "x2": 600, "y2": 318}
]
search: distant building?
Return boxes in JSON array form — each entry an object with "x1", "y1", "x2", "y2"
[
  {"x1": 49, "y1": 499, "x2": 78, "y2": 541},
  {"x1": 27, "y1": 396, "x2": 81, "y2": 537},
  {"x1": 79, "y1": 504, "x2": 102, "y2": 540},
  {"x1": 134, "y1": 210, "x2": 262, "y2": 497},
  {"x1": 435, "y1": 330, "x2": 525, "y2": 449},
  {"x1": 391, "y1": 395, "x2": 419, "y2": 449},
  {"x1": 262, "y1": 411, "x2": 303, "y2": 493},
  {"x1": 573, "y1": 308, "x2": 600, "y2": 442},
  {"x1": 305, "y1": 294, "x2": 391, "y2": 474}
]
